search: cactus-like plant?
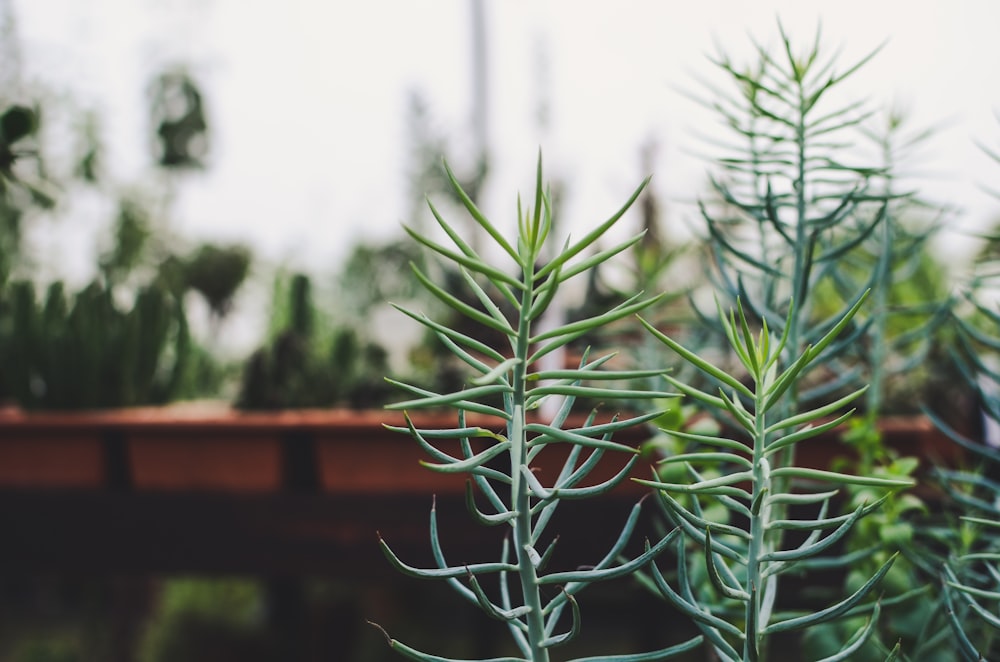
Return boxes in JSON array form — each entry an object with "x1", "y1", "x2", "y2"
[
  {"x1": 0, "y1": 276, "x2": 190, "y2": 408},
  {"x1": 373, "y1": 155, "x2": 703, "y2": 661},
  {"x1": 636, "y1": 295, "x2": 913, "y2": 661},
  {"x1": 689, "y1": 22, "x2": 889, "y2": 419}
]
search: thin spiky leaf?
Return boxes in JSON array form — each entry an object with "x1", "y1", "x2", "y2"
[
  {"x1": 764, "y1": 554, "x2": 897, "y2": 633},
  {"x1": 764, "y1": 388, "x2": 865, "y2": 435},
  {"x1": 659, "y1": 451, "x2": 754, "y2": 469},
  {"x1": 706, "y1": 527, "x2": 751, "y2": 601},
  {"x1": 649, "y1": 542, "x2": 746, "y2": 640},
  {"x1": 378, "y1": 533, "x2": 517, "y2": 580},
  {"x1": 403, "y1": 225, "x2": 522, "y2": 288},
  {"x1": 640, "y1": 316, "x2": 754, "y2": 399},
  {"x1": 386, "y1": 380, "x2": 512, "y2": 416},
  {"x1": 465, "y1": 481, "x2": 516, "y2": 526},
  {"x1": 410, "y1": 263, "x2": 516, "y2": 336},
  {"x1": 391, "y1": 303, "x2": 506, "y2": 362},
  {"x1": 540, "y1": 591, "x2": 580, "y2": 648},
  {"x1": 538, "y1": 533, "x2": 677, "y2": 584},
  {"x1": 466, "y1": 571, "x2": 533, "y2": 622},
  {"x1": 420, "y1": 441, "x2": 512, "y2": 475},
  {"x1": 525, "y1": 423, "x2": 639, "y2": 454},
  {"x1": 556, "y1": 233, "x2": 647, "y2": 284},
  {"x1": 442, "y1": 160, "x2": 520, "y2": 263},
  {"x1": 532, "y1": 293, "x2": 663, "y2": 343},
  {"x1": 546, "y1": 455, "x2": 639, "y2": 500},
  {"x1": 471, "y1": 358, "x2": 522, "y2": 386},
  {"x1": 762, "y1": 410, "x2": 855, "y2": 457},
  {"x1": 535, "y1": 177, "x2": 651, "y2": 280},
  {"x1": 760, "y1": 499, "x2": 870, "y2": 562},
  {"x1": 769, "y1": 466, "x2": 912, "y2": 489},
  {"x1": 813, "y1": 601, "x2": 882, "y2": 662}
]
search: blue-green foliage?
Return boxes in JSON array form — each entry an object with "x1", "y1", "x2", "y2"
[{"x1": 376, "y1": 155, "x2": 703, "y2": 662}]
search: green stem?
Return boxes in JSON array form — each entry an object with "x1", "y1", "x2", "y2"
[
  {"x1": 746, "y1": 385, "x2": 769, "y2": 661},
  {"x1": 767, "y1": 87, "x2": 810, "y2": 558},
  {"x1": 863, "y1": 204, "x2": 891, "y2": 470},
  {"x1": 863, "y1": 140, "x2": 894, "y2": 471},
  {"x1": 511, "y1": 267, "x2": 549, "y2": 662},
  {"x1": 748, "y1": 94, "x2": 810, "y2": 662},
  {"x1": 789, "y1": 94, "x2": 809, "y2": 387}
]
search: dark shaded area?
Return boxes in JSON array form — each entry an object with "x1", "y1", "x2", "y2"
[
  {"x1": 0, "y1": 490, "x2": 698, "y2": 659},
  {"x1": 0, "y1": 417, "x2": 947, "y2": 660}
]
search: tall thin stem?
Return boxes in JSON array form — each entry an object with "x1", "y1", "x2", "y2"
[
  {"x1": 746, "y1": 391, "x2": 769, "y2": 661},
  {"x1": 511, "y1": 267, "x2": 549, "y2": 662}
]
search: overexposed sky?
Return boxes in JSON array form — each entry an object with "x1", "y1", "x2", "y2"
[{"x1": 9, "y1": 0, "x2": 1000, "y2": 348}]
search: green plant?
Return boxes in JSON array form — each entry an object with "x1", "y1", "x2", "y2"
[
  {"x1": 0, "y1": 103, "x2": 54, "y2": 287},
  {"x1": 183, "y1": 243, "x2": 252, "y2": 320},
  {"x1": 237, "y1": 272, "x2": 392, "y2": 409},
  {"x1": 137, "y1": 578, "x2": 270, "y2": 662},
  {"x1": 0, "y1": 92, "x2": 240, "y2": 408},
  {"x1": 0, "y1": 183, "x2": 260, "y2": 408},
  {"x1": 921, "y1": 136, "x2": 1000, "y2": 659},
  {"x1": 637, "y1": 296, "x2": 911, "y2": 661},
  {"x1": 688, "y1": 23, "x2": 890, "y2": 423},
  {"x1": 816, "y1": 108, "x2": 951, "y2": 446},
  {"x1": 800, "y1": 110, "x2": 958, "y2": 662},
  {"x1": 237, "y1": 273, "x2": 334, "y2": 409},
  {"x1": 374, "y1": 155, "x2": 704, "y2": 661},
  {"x1": 149, "y1": 69, "x2": 210, "y2": 170},
  {"x1": 925, "y1": 288, "x2": 1000, "y2": 659},
  {"x1": 665, "y1": 26, "x2": 969, "y2": 660},
  {"x1": 933, "y1": 427, "x2": 1000, "y2": 660},
  {"x1": 0, "y1": 275, "x2": 190, "y2": 408}
]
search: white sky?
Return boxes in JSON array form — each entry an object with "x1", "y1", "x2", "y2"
[{"x1": 10, "y1": 0, "x2": 1000, "y2": 350}]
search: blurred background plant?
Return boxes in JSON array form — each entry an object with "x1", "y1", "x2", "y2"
[
  {"x1": 0, "y1": 103, "x2": 255, "y2": 408},
  {"x1": 0, "y1": 27, "x2": 257, "y2": 408},
  {"x1": 904, "y1": 122, "x2": 1000, "y2": 661},
  {"x1": 682, "y1": 24, "x2": 888, "y2": 411},
  {"x1": 635, "y1": 24, "x2": 964, "y2": 659},
  {"x1": 235, "y1": 270, "x2": 393, "y2": 410},
  {"x1": 797, "y1": 110, "x2": 960, "y2": 662},
  {"x1": 136, "y1": 579, "x2": 271, "y2": 662}
]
